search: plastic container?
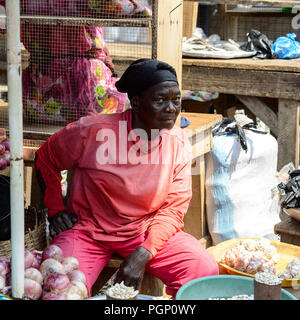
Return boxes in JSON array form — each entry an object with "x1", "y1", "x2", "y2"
[{"x1": 176, "y1": 275, "x2": 297, "y2": 300}]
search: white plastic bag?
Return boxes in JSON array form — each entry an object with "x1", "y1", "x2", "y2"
[{"x1": 205, "y1": 119, "x2": 280, "y2": 245}]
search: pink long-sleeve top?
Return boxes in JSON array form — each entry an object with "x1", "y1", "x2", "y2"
[{"x1": 35, "y1": 110, "x2": 192, "y2": 256}]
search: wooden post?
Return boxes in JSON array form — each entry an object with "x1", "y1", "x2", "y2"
[
  {"x1": 277, "y1": 99, "x2": 300, "y2": 170},
  {"x1": 183, "y1": 1, "x2": 198, "y2": 38},
  {"x1": 236, "y1": 95, "x2": 278, "y2": 136},
  {"x1": 153, "y1": 0, "x2": 183, "y2": 88}
]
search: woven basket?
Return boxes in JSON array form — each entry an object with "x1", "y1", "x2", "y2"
[{"x1": 0, "y1": 207, "x2": 48, "y2": 258}]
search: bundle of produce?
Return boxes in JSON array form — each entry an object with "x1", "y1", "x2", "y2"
[
  {"x1": 0, "y1": 244, "x2": 88, "y2": 300},
  {"x1": 278, "y1": 259, "x2": 300, "y2": 280},
  {"x1": 106, "y1": 281, "x2": 139, "y2": 300},
  {"x1": 0, "y1": 139, "x2": 10, "y2": 170},
  {"x1": 219, "y1": 239, "x2": 280, "y2": 275}
]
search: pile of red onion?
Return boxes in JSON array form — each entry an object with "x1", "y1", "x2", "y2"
[
  {"x1": 0, "y1": 139, "x2": 10, "y2": 170},
  {"x1": 0, "y1": 244, "x2": 88, "y2": 300}
]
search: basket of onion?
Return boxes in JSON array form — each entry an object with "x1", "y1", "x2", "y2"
[{"x1": 0, "y1": 244, "x2": 88, "y2": 300}]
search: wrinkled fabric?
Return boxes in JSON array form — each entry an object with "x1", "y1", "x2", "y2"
[
  {"x1": 23, "y1": 57, "x2": 129, "y2": 123},
  {"x1": 35, "y1": 109, "x2": 193, "y2": 257},
  {"x1": 115, "y1": 59, "x2": 178, "y2": 98},
  {"x1": 0, "y1": 0, "x2": 152, "y2": 123},
  {"x1": 52, "y1": 229, "x2": 219, "y2": 298}
]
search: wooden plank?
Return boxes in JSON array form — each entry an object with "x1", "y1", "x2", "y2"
[
  {"x1": 181, "y1": 112, "x2": 222, "y2": 132},
  {"x1": 183, "y1": 0, "x2": 300, "y2": 7},
  {"x1": 24, "y1": 166, "x2": 33, "y2": 208},
  {"x1": 199, "y1": 235, "x2": 212, "y2": 249},
  {"x1": 106, "y1": 42, "x2": 151, "y2": 59},
  {"x1": 182, "y1": 1, "x2": 198, "y2": 38},
  {"x1": 236, "y1": 95, "x2": 278, "y2": 136},
  {"x1": 277, "y1": 99, "x2": 300, "y2": 169},
  {"x1": 226, "y1": 14, "x2": 238, "y2": 41},
  {"x1": 199, "y1": 154, "x2": 207, "y2": 238},
  {"x1": 182, "y1": 113, "x2": 222, "y2": 240},
  {"x1": 182, "y1": 64, "x2": 300, "y2": 100},
  {"x1": 275, "y1": 217, "x2": 300, "y2": 247},
  {"x1": 183, "y1": 57, "x2": 300, "y2": 73},
  {"x1": 155, "y1": 0, "x2": 183, "y2": 88},
  {"x1": 19, "y1": 15, "x2": 152, "y2": 27},
  {"x1": 226, "y1": 7, "x2": 294, "y2": 16}
]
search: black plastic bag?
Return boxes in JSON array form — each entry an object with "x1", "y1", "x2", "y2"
[
  {"x1": 278, "y1": 169, "x2": 300, "y2": 208},
  {"x1": 212, "y1": 118, "x2": 267, "y2": 153},
  {"x1": 241, "y1": 29, "x2": 275, "y2": 59}
]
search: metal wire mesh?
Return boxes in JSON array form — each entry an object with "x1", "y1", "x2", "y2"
[{"x1": 0, "y1": 0, "x2": 155, "y2": 146}]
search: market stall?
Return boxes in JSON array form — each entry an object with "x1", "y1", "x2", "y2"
[{"x1": 1, "y1": 0, "x2": 300, "y2": 302}]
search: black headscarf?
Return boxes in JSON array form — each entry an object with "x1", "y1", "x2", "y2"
[{"x1": 115, "y1": 59, "x2": 178, "y2": 98}]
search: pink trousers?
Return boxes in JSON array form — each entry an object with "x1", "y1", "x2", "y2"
[{"x1": 52, "y1": 229, "x2": 219, "y2": 298}]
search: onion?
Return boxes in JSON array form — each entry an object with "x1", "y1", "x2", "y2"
[
  {"x1": 0, "y1": 144, "x2": 5, "y2": 155},
  {"x1": 0, "y1": 257, "x2": 10, "y2": 274},
  {"x1": 44, "y1": 273, "x2": 70, "y2": 291},
  {"x1": 24, "y1": 250, "x2": 34, "y2": 269},
  {"x1": 24, "y1": 278, "x2": 42, "y2": 300},
  {"x1": 0, "y1": 262, "x2": 8, "y2": 277},
  {"x1": 0, "y1": 275, "x2": 6, "y2": 291},
  {"x1": 67, "y1": 270, "x2": 86, "y2": 285},
  {"x1": 0, "y1": 157, "x2": 7, "y2": 170},
  {"x1": 24, "y1": 268, "x2": 43, "y2": 285},
  {"x1": 40, "y1": 258, "x2": 65, "y2": 278},
  {"x1": 65, "y1": 283, "x2": 83, "y2": 300},
  {"x1": 42, "y1": 291, "x2": 68, "y2": 300},
  {"x1": 3, "y1": 151, "x2": 9, "y2": 165},
  {"x1": 42, "y1": 245, "x2": 63, "y2": 262},
  {"x1": 0, "y1": 257, "x2": 10, "y2": 269},
  {"x1": 2, "y1": 286, "x2": 11, "y2": 296},
  {"x1": 31, "y1": 250, "x2": 42, "y2": 269},
  {"x1": 70, "y1": 280, "x2": 88, "y2": 299},
  {"x1": 2, "y1": 139, "x2": 9, "y2": 151},
  {"x1": 61, "y1": 257, "x2": 79, "y2": 274}
]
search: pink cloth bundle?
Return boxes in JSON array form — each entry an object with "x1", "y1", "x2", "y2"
[{"x1": 23, "y1": 57, "x2": 130, "y2": 124}]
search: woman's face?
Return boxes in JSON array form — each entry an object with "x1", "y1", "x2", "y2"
[{"x1": 132, "y1": 81, "x2": 181, "y2": 134}]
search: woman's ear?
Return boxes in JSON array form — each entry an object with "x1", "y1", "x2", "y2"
[{"x1": 130, "y1": 96, "x2": 140, "y2": 112}]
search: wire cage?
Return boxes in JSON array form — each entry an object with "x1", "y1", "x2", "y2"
[{"x1": 0, "y1": 0, "x2": 160, "y2": 146}]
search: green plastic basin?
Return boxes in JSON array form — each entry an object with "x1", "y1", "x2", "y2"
[{"x1": 176, "y1": 275, "x2": 297, "y2": 300}]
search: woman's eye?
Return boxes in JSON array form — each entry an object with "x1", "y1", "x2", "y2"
[
  {"x1": 173, "y1": 97, "x2": 181, "y2": 104},
  {"x1": 154, "y1": 98, "x2": 164, "y2": 104}
]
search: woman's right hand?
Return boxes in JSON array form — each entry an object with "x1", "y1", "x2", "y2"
[{"x1": 48, "y1": 211, "x2": 78, "y2": 238}]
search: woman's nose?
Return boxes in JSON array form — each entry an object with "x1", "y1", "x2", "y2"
[{"x1": 165, "y1": 101, "x2": 178, "y2": 112}]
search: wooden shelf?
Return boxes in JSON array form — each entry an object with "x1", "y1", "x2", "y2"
[
  {"x1": 20, "y1": 15, "x2": 152, "y2": 27},
  {"x1": 183, "y1": 57, "x2": 300, "y2": 73},
  {"x1": 0, "y1": 14, "x2": 153, "y2": 28},
  {"x1": 184, "y1": 0, "x2": 300, "y2": 7},
  {"x1": 226, "y1": 7, "x2": 295, "y2": 15}
]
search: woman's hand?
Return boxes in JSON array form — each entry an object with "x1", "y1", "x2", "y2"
[
  {"x1": 114, "y1": 246, "x2": 153, "y2": 290},
  {"x1": 48, "y1": 211, "x2": 78, "y2": 238}
]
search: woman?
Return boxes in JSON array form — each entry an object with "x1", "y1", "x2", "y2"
[{"x1": 35, "y1": 59, "x2": 219, "y2": 298}]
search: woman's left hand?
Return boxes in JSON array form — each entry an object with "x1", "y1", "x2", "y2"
[{"x1": 114, "y1": 246, "x2": 153, "y2": 290}]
